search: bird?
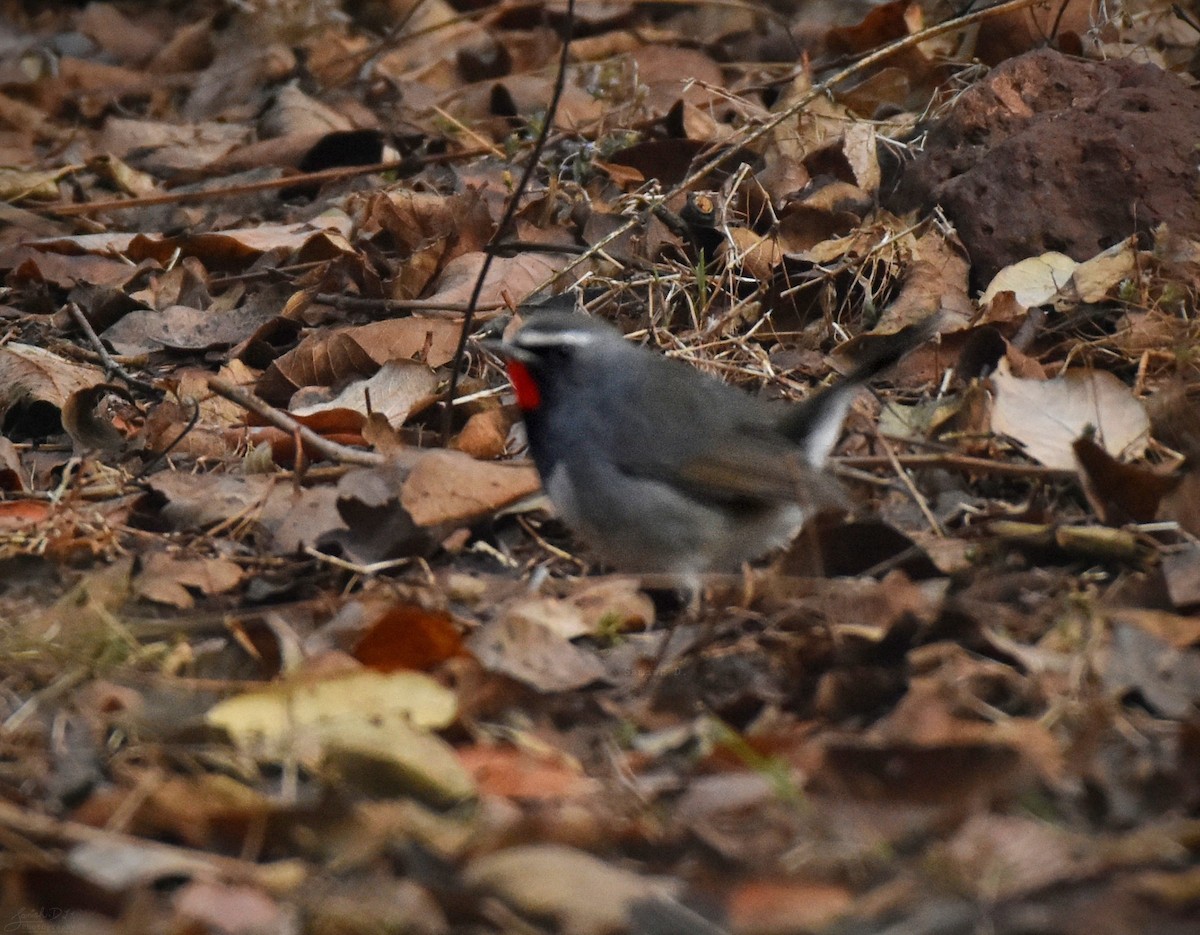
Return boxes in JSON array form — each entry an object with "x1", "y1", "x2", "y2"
[{"x1": 487, "y1": 309, "x2": 931, "y2": 577}]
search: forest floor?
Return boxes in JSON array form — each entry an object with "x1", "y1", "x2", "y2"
[{"x1": 0, "y1": 1, "x2": 1199, "y2": 933}]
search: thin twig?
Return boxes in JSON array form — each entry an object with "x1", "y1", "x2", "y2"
[
  {"x1": 302, "y1": 545, "x2": 413, "y2": 576},
  {"x1": 877, "y1": 433, "x2": 945, "y2": 537},
  {"x1": 66, "y1": 303, "x2": 159, "y2": 397},
  {"x1": 40, "y1": 148, "x2": 492, "y2": 218},
  {"x1": 206, "y1": 376, "x2": 383, "y2": 467},
  {"x1": 312, "y1": 294, "x2": 507, "y2": 317},
  {"x1": 835, "y1": 451, "x2": 1077, "y2": 480},
  {"x1": 0, "y1": 798, "x2": 303, "y2": 889},
  {"x1": 440, "y1": 0, "x2": 577, "y2": 443}
]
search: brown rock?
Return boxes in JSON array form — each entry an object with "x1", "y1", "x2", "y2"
[{"x1": 883, "y1": 49, "x2": 1200, "y2": 288}]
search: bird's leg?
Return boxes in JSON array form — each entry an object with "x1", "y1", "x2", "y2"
[{"x1": 638, "y1": 571, "x2": 704, "y2": 687}]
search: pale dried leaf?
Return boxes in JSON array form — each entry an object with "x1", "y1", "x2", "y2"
[
  {"x1": 206, "y1": 669, "x2": 457, "y2": 761},
  {"x1": 1057, "y1": 237, "x2": 1140, "y2": 304},
  {"x1": 291, "y1": 359, "x2": 438, "y2": 426},
  {"x1": 325, "y1": 716, "x2": 475, "y2": 805},
  {"x1": 464, "y1": 845, "x2": 677, "y2": 935},
  {"x1": 990, "y1": 365, "x2": 1150, "y2": 470},
  {"x1": 980, "y1": 252, "x2": 1077, "y2": 307}
]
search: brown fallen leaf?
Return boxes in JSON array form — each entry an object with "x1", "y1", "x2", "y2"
[
  {"x1": 1106, "y1": 609, "x2": 1200, "y2": 651},
  {"x1": 134, "y1": 553, "x2": 244, "y2": 609},
  {"x1": 352, "y1": 603, "x2": 465, "y2": 672},
  {"x1": 456, "y1": 744, "x2": 599, "y2": 801},
  {"x1": 400, "y1": 450, "x2": 541, "y2": 527},
  {"x1": 1073, "y1": 435, "x2": 1179, "y2": 525},
  {"x1": 1102, "y1": 622, "x2": 1200, "y2": 718},
  {"x1": 318, "y1": 461, "x2": 428, "y2": 564},
  {"x1": 939, "y1": 813, "x2": 1096, "y2": 901},
  {"x1": 260, "y1": 318, "x2": 461, "y2": 402},
  {"x1": 102, "y1": 303, "x2": 278, "y2": 355},
  {"x1": 876, "y1": 228, "x2": 974, "y2": 331},
  {"x1": 452, "y1": 407, "x2": 517, "y2": 460},
  {"x1": 727, "y1": 879, "x2": 853, "y2": 935},
  {"x1": 428, "y1": 252, "x2": 567, "y2": 307},
  {"x1": 174, "y1": 881, "x2": 287, "y2": 935},
  {"x1": 1162, "y1": 545, "x2": 1200, "y2": 611},
  {"x1": 467, "y1": 612, "x2": 607, "y2": 693},
  {"x1": 361, "y1": 188, "x2": 493, "y2": 260}
]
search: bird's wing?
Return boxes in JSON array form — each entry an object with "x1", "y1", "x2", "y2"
[
  {"x1": 615, "y1": 416, "x2": 846, "y2": 511},
  {"x1": 675, "y1": 427, "x2": 846, "y2": 510}
]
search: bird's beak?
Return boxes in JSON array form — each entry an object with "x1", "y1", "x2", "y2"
[{"x1": 477, "y1": 336, "x2": 534, "y2": 364}]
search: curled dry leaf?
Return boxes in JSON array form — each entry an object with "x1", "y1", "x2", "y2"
[
  {"x1": 452, "y1": 407, "x2": 516, "y2": 460},
  {"x1": 61, "y1": 383, "x2": 133, "y2": 452},
  {"x1": 1072, "y1": 435, "x2": 1179, "y2": 525},
  {"x1": 323, "y1": 717, "x2": 474, "y2": 805},
  {"x1": 260, "y1": 82, "x2": 356, "y2": 138},
  {"x1": 721, "y1": 228, "x2": 782, "y2": 282},
  {"x1": 0, "y1": 166, "x2": 76, "y2": 202},
  {"x1": 1057, "y1": 236, "x2": 1140, "y2": 304},
  {"x1": 362, "y1": 188, "x2": 494, "y2": 259},
  {"x1": 291, "y1": 359, "x2": 439, "y2": 427},
  {"x1": 990, "y1": 364, "x2": 1150, "y2": 471},
  {"x1": 261, "y1": 318, "x2": 461, "y2": 402},
  {"x1": 841, "y1": 121, "x2": 881, "y2": 193},
  {"x1": 0, "y1": 344, "x2": 105, "y2": 439},
  {"x1": 0, "y1": 436, "x2": 23, "y2": 491}
]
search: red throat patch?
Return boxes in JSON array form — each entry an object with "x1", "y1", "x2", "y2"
[{"x1": 506, "y1": 359, "x2": 541, "y2": 411}]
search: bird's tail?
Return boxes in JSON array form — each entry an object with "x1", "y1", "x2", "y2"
[{"x1": 776, "y1": 315, "x2": 939, "y2": 468}]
